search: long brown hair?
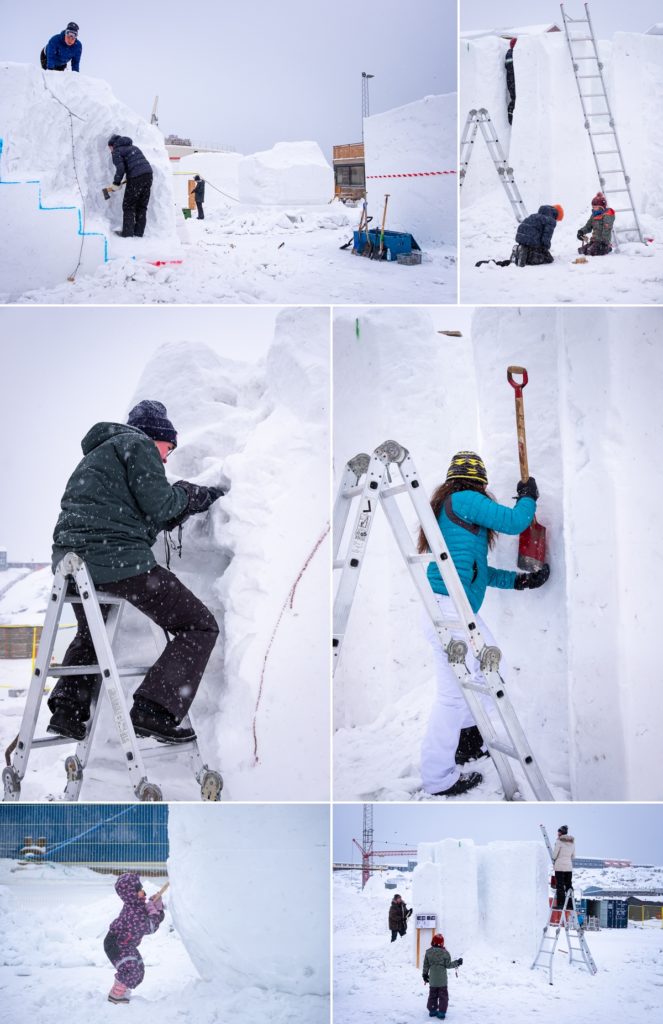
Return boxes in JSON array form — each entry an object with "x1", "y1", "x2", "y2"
[{"x1": 417, "y1": 478, "x2": 496, "y2": 553}]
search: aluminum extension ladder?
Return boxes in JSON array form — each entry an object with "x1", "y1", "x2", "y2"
[
  {"x1": 333, "y1": 441, "x2": 552, "y2": 802},
  {"x1": 2, "y1": 553, "x2": 223, "y2": 803},
  {"x1": 460, "y1": 108, "x2": 528, "y2": 222},
  {"x1": 560, "y1": 3, "x2": 644, "y2": 247},
  {"x1": 531, "y1": 824, "x2": 598, "y2": 984}
]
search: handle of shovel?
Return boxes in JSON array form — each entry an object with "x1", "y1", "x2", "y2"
[
  {"x1": 152, "y1": 881, "x2": 170, "y2": 900},
  {"x1": 507, "y1": 366, "x2": 529, "y2": 480}
]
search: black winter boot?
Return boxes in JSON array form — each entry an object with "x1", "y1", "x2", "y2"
[
  {"x1": 434, "y1": 771, "x2": 483, "y2": 797},
  {"x1": 455, "y1": 726, "x2": 490, "y2": 765},
  {"x1": 130, "y1": 698, "x2": 196, "y2": 744},
  {"x1": 47, "y1": 706, "x2": 88, "y2": 742}
]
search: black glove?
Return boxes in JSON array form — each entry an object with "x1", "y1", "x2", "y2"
[
  {"x1": 514, "y1": 563, "x2": 550, "y2": 590},
  {"x1": 456, "y1": 957, "x2": 464, "y2": 967},
  {"x1": 423, "y1": 975, "x2": 429, "y2": 985},
  {"x1": 577, "y1": 229, "x2": 585, "y2": 241},
  {"x1": 406, "y1": 908, "x2": 413, "y2": 918},
  {"x1": 174, "y1": 480, "x2": 224, "y2": 515},
  {"x1": 516, "y1": 477, "x2": 539, "y2": 501}
]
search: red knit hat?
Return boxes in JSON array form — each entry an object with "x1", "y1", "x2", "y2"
[
  {"x1": 431, "y1": 934, "x2": 445, "y2": 947},
  {"x1": 591, "y1": 192, "x2": 607, "y2": 208},
  {"x1": 552, "y1": 204, "x2": 564, "y2": 222}
]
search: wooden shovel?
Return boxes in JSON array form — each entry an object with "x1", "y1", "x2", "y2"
[
  {"x1": 376, "y1": 193, "x2": 390, "y2": 258},
  {"x1": 507, "y1": 366, "x2": 547, "y2": 571},
  {"x1": 150, "y1": 881, "x2": 170, "y2": 901}
]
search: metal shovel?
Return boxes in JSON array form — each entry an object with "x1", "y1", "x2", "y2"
[{"x1": 507, "y1": 365, "x2": 547, "y2": 571}]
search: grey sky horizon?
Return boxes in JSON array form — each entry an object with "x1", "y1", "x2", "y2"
[
  {"x1": 0, "y1": 307, "x2": 282, "y2": 562},
  {"x1": 460, "y1": 0, "x2": 662, "y2": 35},
  {"x1": 333, "y1": 804, "x2": 663, "y2": 864},
  {"x1": 7, "y1": 0, "x2": 455, "y2": 159}
]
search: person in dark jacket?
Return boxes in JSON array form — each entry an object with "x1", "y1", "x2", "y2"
[
  {"x1": 104, "y1": 872, "x2": 165, "y2": 1004},
  {"x1": 577, "y1": 191, "x2": 614, "y2": 255},
  {"x1": 418, "y1": 452, "x2": 549, "y2": 797},
  {"x1": 505, "y1": 38, "x2": 517, "y2": 125},
  {"x1": 40, "y1": 22, "x2": 82, "y2": 71},
  {"x1": 423, "y1": 934, "x2": 463, "y2": 1020},
  {"x1": 47, "y1": 400, "x2": 223, "y2": 744},
  {"x1": 513, "y1": 204, "x2": 564, "y2": 266},
  {"x1": 388, "y1": 894, "x2": 412, "y2": 941},
  {"x1": 107, "y1": 135, "x2": 153, "y2": 238},
  {"x1": 193, "y1": 175, "x2": 205, "y2": 219}
]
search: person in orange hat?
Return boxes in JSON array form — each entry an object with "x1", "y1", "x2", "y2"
[
  {"x1": 577, "y1": 192, "x2": 615, "y2": 256},
  {"x1": 475, "y1": 205, "x2": 563, "y2": 269}
]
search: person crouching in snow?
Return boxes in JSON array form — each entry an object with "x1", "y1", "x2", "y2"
[
  {"x1": 513, "y1": 204, "x2": 563, "y2": 266},
  {"x1": 577, "y1": 192, "x2": 614, "y2": 256},
  {"x1": 105, "y1": 872, "x2": 165, "y2": 1004},
  {"x1": 47, "y1": 399, "x2": 223, "y2": 745},
  {"x1": 418, "y1": 451, "x2": 550, "y2": 797},
  {"x1": 423, "y1": 933, "x2": 463, "y2": 1020}
]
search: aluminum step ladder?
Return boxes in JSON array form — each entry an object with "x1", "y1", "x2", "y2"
[
  {"x1": 560, "y1": 2, "x2": 644, "y2": 247},
  {"x1": 460, "y1": 108, "x2": 528, "y2": 222},
  {"x1": 333, "y1": 441, "x2": 553, "y2": 802},
  {"x1": 532, "y1": 824, "x2": 598, "y2": 983},
  {"x1": 2, "y1": 553, "x2": 223, "y2": 802}
]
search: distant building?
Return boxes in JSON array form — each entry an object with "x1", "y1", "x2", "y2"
[
  {"x1": 0, "y1": 547, "x2": 7, "y2": 571},
  {"x1": 332, "y1": 143, "x2": 365, "y2": 201}
]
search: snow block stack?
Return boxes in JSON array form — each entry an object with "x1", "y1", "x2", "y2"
[
  {"x1": 414, "y1": 839, "x2": 479, "y2": 952},
  {"x1": 238, "y1": 141, "x2": 334, "y2": 205},
  {"x1": 0, "y1": 62, "x2": 177, "y2": 298},
  {"x1": 173, "y1": 151, "x2": 243, "y2": 214},
  {"x1": 363, "y1": 94, "x2": 456, "y2": 247},
  {"x1": 167, "y1": 805, "x2": 329, "y2": 996}
]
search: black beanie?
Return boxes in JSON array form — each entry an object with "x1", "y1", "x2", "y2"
[
  {"x1": 127, "y1": 400, "x2": 178, "y2": 447},
  {"x1": 558, "y1": 825, "x2": 568, "y2": 835}
]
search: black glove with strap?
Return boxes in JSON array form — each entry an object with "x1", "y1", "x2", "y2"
[
  {"x1": 456, "y1": 957, "x2": 464, "y2": 967},
  {"x1": 577, "y1": 229, "x2": 586, "y2": 241},
  {"x1": 516, "y1": 476, "x2": 539, "y2": 501},
  {"x1": 514, "y1": 563, "x2": 550, "y2": 590},
  {"x1": 423, "y1": 975, "x2": 429, "y2": 985},
  {"x1": 173, "y1": 480, "x2": 224, "y2": 515}
]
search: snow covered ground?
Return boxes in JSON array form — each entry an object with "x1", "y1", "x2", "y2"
[
  {"x1": 460, "y1": 30, "x2": 663, "y2": 303},
  {"x1": 333, "y1": 870, "x2": 663, "y2": 1024},
  {"x1": 0, "y1": 308, "x2": 330, "y2": 802},
  {"x1": 333, "y1": 305, "x2": 663, "y2": 802}
]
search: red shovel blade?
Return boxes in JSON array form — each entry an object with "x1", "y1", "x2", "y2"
[{"x1": 518, "y1": 515, "x2": 546, "y2": 571}]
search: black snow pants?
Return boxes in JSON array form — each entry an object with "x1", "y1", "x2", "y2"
[
  {"x1": 48, "y1": 565, "x2": 219, "y2": 722},
  {"x1": 427, "y1": 985, "x2": 449, "y2": 1015},
  {"x1": 579, "y1": 240, "x2": 612, "y2": 256},
  {"x1": 104, "y1": 932, "x2": 145, "y2": 989},
  {"x1": 121, "y1": 172, "x2": 153, "y2": 237},
  {"x1": 555, "y1": 871, "x2": 573, "y2": 909},
  {"x1": 196, "y1": 201, "x2": 204, "y2": 219}
]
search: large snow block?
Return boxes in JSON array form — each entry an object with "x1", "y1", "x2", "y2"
[
  {"x1": 0, "y1": 62, "x2": 178, "y2": 295},
  {"x1": 173, "y1": 151, "x2": 243, "y2": 213},
  {"x1": 167, "y1": 805, "x2": 329, "y2": 996},
  {"x1": 364, "y1": 94, "x2": 456, "y2": 247},
  {"x1": 479, "y1": 842, "x2": 549, "y2": 958},
  {"x1": 238, "y1": 141, "x2": 334, "y2": 205},
  {"x1": 414, "y1": 839, "x2": 479, "y2": 952}
]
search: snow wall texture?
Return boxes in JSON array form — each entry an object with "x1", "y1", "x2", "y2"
[
  {"x1": 364, "y1": 94, "x2": 457, "y2": 247},
  {"x1": 168, "y1": 804, "x2": 329, "y2": 996},
  {"x1": 114, "y1": 307, "x2": 330, "y2": 801},
  {"x1": 238, "y1": 141, "x2": 334, "y2": 205},
  {"x1": 414, "y1": 839, "x2": 549, "y2": 958},
  {"x1": 460, "y1": 31, "x2": 663, "y2": 235},
  {"x1": 333, "y1": 306, "x2": 663, "y2": 801},
  {"x1": 0, "y1": 62, "x2": 178, "y2": 299}
]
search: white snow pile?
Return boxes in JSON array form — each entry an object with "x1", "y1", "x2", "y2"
[
  {"x1": 168, "y1": 804, "x2": 329, "y2": 1018},
  {"x1": 460, "y1": 30, "x2": 663, "y2": 303},
  {"x1": 333, "y1": 305, "x2": 663, "y2": 802},
  {"x1": 364, "y1": 94, "x2": 457, "y2": 247},
  {"x1": 238, "y1": 141, "x2": 334, "y2": 205},
  {"x1": 0, "y1": 62, "x2": 178, "y2": 299},
  {"x1": 0, "y1": 308, "x2": 330, "y2": 801}
]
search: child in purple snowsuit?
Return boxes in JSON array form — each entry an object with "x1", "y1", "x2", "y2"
[{"x1": 104, "y1": 872, "x2": 165, "y2": 1004}]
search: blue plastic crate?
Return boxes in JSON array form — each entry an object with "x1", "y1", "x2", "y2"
[{"x1": 352, "y1": 229, "x2": 420, "y2": 259}]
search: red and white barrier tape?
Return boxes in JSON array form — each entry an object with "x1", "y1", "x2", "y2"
[{"x1": 366, "y1": 170, "x2": 457, "y2": 179}]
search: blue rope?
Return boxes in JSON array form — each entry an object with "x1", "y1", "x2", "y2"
[{"x1": 42, "y1": 805, "x2": 137, "y2": 859}]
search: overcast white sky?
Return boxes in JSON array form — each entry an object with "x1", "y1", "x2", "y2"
[
  {"x1": 0, "y1": 307, "x2": 283, "y2": 561},
  {"x1": 460, "y1": 0, "x2": 662, "y2": 34},
  {"x1": 6, "y1": 0, "x2": 455, "y2": 159},
  {"x1": 333, "y1": 803, "x2": 663, "y2": 864}
]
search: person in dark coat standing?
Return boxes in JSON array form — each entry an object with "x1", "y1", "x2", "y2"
[
  {"x1": 40, "y1": 22, "x2": 82, "y2": 71},
  {"x1": 513, "y1": 204, "x2": 564, "y2": 266},
  {"x1": 107, "y1": 135, "x2": 153, "y2": 238},
  {"x1": 505, "y1": 38, "x2": 517, "y2": 125},
  {"x1": 423, "y1": 934, "x2": 463, "y2": 1020},
  {"x1": 104, "y1": 872, "x2": 165, "y2": 1004},
  {"x1": 193, "y1": 175, "x2": 206, "y2": 219},
  {"x1": 47, "y1": 400, "x2": 223, "y2": 745},
  {"x1": 388, "y1": 894, "x2": 412, "y2": 941}
]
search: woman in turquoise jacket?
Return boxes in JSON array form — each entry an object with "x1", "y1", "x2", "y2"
[{"x1": 418, "y1": 451, "x2": 549, "y2": 798}]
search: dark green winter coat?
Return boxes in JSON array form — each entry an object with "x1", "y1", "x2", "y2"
[
  {"x1": 52, "y1": 423, "x2": 189, "y2": 584},
  {"x1": 423, "y1": 946, "x2": 462, "y2": 987},
  {"x1": 579, "y1": 208, "x2": 615, "y2": 244}
]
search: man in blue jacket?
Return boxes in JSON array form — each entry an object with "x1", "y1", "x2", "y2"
[
  {"x1": 40, "y1": 22, "x2": 82, "y2": 72},
  {"x1": 107, "y1": 135, "x2": 154, "y2": 238}
]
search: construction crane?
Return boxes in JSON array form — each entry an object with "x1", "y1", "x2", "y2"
[{"x1": 352, "y1": 804, "x2": 416, "y2": 888}]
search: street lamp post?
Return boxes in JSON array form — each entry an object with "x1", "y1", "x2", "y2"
[{"x1": 361, "y1": 72, "x2": 374, "y2": 141}]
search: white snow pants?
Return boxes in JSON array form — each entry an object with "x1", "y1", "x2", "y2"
[{"x1": 420, "y1": 595, "x2": 497, "y2": 794}]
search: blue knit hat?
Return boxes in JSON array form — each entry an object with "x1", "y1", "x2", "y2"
[{"x1": 127, "y1": 400, "x2": 177, "y2": 447}]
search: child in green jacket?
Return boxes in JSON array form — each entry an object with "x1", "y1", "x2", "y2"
[
  {"x1": 577, "y1": 192, "x2": 615, "y2": 255},
  {"x1": 423, "y1": 934, "x2": 463, "y2": 1019}
]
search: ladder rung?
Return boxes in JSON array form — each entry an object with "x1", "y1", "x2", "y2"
[
  {"x1": 606, "y1": 188, "x2": 629, "y2": 193},
  {"x1": 139, "y1": 739, "x2": 197, "y2": 757},
  {"x1": 591, "y1": 131, "x2": 616, "y2": 136},
  {"x1": 569, "y1": 36, "x2": 593, "y2": 41},
  {"x1": 595, "y1": 150, "x2": 619, "y2": 154},
  {"x1": 333, "y1": 559, "x2": 345, "y2": 570},
  {"x1": 612, "y1": 208, "x2": 634, "y2": 213},
  {"x1": 407, "y1": 553, "x2": 431, "y2": 563},
  {"x1": 341, "y1": 484, "x2": 364, "y2": 499},
  {"x1": 381, "y1": 483, "x2": 408, "y2": 497},
  {"x1": 586, "y1": 112, "x2": 611, "y2": 117},
  {"x1": 67, "y1": 594, "x2": 125, "y2": 605},
  {"x1": 31, "y1": 735, "x2": 77, "y2": 749},
  {"x1": 577, "y1": 75, "x2": 601, "y2": 79},
  {"x1": 46, "y1": 664, "x2": 149, "y2": 677}
]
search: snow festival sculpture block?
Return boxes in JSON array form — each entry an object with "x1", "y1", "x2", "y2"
[
  {"x1": 414, "y1": 839, "x2": 479, "y2": 952},
  {"x1": 0, "y1": 63, "x2": 177, "y2": 298},
  {"x1": 363, "y1": 94, "x2": 456, "y2": 247},
  {"x1": 238, "y1": 141, "x2": 334, "y2": 205},
  {"x1": 167, "y1": 805, "x2": 329, "y2": 996}
]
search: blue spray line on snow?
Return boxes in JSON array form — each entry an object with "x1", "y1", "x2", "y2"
[
  {"x1": 0, "y1": 135, "x2": 109, "y2": 262},
  {"x1": 41, "y1": 805, "x2": 137, "y2": 859}
]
